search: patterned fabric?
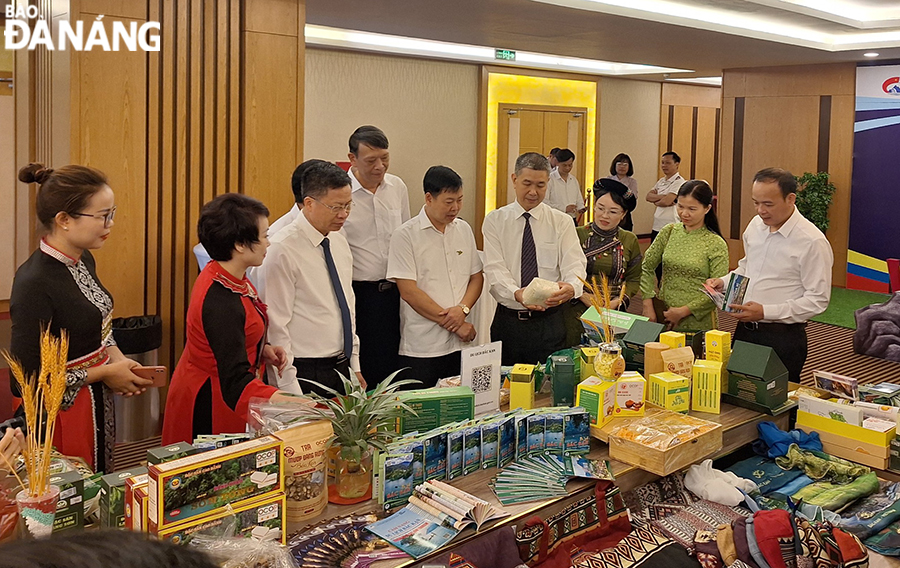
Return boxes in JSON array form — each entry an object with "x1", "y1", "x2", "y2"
[
  {"x1": 775, "y1": 445, "x2": 870, "y2": 484},
  {"x1": 835, "y1": 481, "x2": 900, "y2": 540},
  {"x1": 572, "y1": 521, "x2": 700, "y2": 568},
  {"x1": 450, "y1": 552, "x2": 479, "y2": 568},
  {"x1": 791, "y1": 472, "x2": 880, "y2": 512},
  {"x1": 623, "y1": 473, "x2": 696, "y2": 521},
  {"x1": 694, "y1": 528, "x2": 723, "y2": 568},
  {"x1": 862, "y1": 521, "x2": 900, "y2": 557},
  {"x1": 652, "y1": 500, "x2": 749, "y2": 553}
]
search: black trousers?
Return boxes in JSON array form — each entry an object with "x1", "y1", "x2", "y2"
[
  {"x1": 490, "y1": 305, "x2": 566, "y2": 366},
  {"x1": 650, "y1": 230, "x2": 663, "y2": 284},
  {"x1": 397, "y1": 351, "x2": 462, "y2": 390},
  {"x1": 733, "y1": 322, "x2": 808, "y2": 384},
  {"x1": 293, "y1": 355, "x2": 352, "y2": 397},
  {"x1": 352, "y1": 280, "x2": 402, "y2": 387}
]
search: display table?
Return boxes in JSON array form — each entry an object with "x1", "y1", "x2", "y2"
[{"x1": 289, "y1": 402, "x2": 788, "y2": 568}]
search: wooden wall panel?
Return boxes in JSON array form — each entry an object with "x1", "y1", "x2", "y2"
[
  {"x1": 827, "y1": 94, "x2": 855, "y2": 287},
  {"x1": 658, "y1": 84, "x2": 721, "y2": 188},
  {"x1": 695, "y1": 107, "x2": 717, "y2": 185}
]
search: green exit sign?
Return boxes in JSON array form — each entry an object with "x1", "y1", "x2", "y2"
[{"x1": 495, "y1": 49, "x2": 516, "y2": 61}]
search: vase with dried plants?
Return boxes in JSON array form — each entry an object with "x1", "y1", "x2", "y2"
[
  {"x1": 579, "y1": 274, "x2": 626, "y2": 380},
  {"x1": 2, "y1": 327, "x2": 69, "y2": 538}
]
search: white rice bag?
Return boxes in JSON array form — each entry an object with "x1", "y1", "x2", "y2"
[{"x1": 521, "y1": 277, "x2": 559, "y2": 307}]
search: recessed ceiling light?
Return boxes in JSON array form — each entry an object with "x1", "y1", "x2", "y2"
[{"x1": 864, "y1": 52, "x2": 880, "y2": 57}]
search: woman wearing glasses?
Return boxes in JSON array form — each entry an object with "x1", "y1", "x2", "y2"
[
  {"x1": 9, "y1": 163, "x2": 152, "y2": 472},
  {"x1": 564, "y1": 179, "x2": 643, "y2": 346},
  {"x1": 606, "y1": 153, "x2": 639, "y2": 231}
]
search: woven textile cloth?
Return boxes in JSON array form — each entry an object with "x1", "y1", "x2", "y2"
[{"x1": 651, "y1": 500, "x2": 750, "y2": 553}]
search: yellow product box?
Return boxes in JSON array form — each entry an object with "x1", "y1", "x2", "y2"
[
  {"x1": 580, "y1": 347, "x2": 599, "y2": 381},
  {"x1": 614, "y1": 372, "x2": 646, "y2": 417},
  {"x1": 648, "y1": 372, "x2": 690, "y2": 413},
  {"x1": 796, "y1": 410, "x2": 895, "y2": 447},
  {"x1": 692, "y1": 360, "x2": 723, "y2": 414},
  {"x1": 661, "y1": 346, "x2": 695, "y2": 379},
  {"x1": 509, "y1": 364, "x2": 536, "y2": 410},
  {"x1": 704, "y1": 330, "x2": 731, "y2": 363},
  {"x1": 158, "y1": 492, "x2": 287, "y2": 545},
  {"x1": 659, "y1": 331, "x2": 686, "y2": 349},
  {"x1": 576, "y1": 376, "x2": 617, "y2": 430}
]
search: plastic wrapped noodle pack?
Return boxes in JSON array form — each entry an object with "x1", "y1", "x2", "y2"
[
  {"x1": 521, "y1": 277, "x2": 559, "y2": 307},
  {"x1": 190, "y1": 509, "x2": 298, "y2": 568},
  {"x1": 609, "y1": 411, "x2": 719, "y2": 450}
]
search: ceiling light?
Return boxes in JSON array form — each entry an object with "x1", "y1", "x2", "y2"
[
  {"x1": 667, "y1": 77, "x2": 723, "y2": 86},
  {"x1": 864, "y1": 52, "x2": 880, "y2": 57},
  {"x1": 304, "y1": 24, "x2": 692, "y2": 76}
]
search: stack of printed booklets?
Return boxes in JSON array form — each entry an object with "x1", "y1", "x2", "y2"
[
  {"x1": 366, "y1": 480, "x2": 509, "y2": 559},
  {"x1": 489, "y1": 455, "x2": 614, "y2": 505},
  {"x1": 701, "y1": 273, "x2": 749, "y2": 312}
]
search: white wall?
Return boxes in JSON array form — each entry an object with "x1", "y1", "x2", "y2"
[
  {"x1": 304, "y1": 48, "x2": 480, "y2": 224},
  {"x1": 597, "y1": 77, "x2": 662, "y2": 236}
]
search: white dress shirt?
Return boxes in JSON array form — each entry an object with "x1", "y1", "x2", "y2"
[
  {"x1": 482, "y1": 201, "x2": 586, "y2": 310},
  {"x1": 258, "y1": 210, "x2": 360, "y2": 394},
  {"x1": 728, "y1": 208, "x2": 833, "y2": 324},
  {"x1": 545, "y1": 169, "x2": 584, "y2": 217},
  {"x1": 247, "y1": 203, "x2": 302, "y2": 291},
  {"x1": 650, "y1": 173, "x2": 685, "y2": 231},
  {"x1": 387, "y1": 208, "x2": 483, "y2": 358},
  {"x1": 340, "y1": 171, "x2": 410, "y2": 281}
]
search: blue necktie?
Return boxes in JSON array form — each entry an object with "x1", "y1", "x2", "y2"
[
  {"x1": 521, "y1": 212, "x2": 538, "y2": 287},
  {"x1": 321, "y1": 237, "x2": 353, "y2": 359}
]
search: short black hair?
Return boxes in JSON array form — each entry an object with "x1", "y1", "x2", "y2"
[
  {"x1": 0, "y1": 530, "x2": 220, "y2": 568},
  {"x1": 592, "y1": 184, "x2": 629, "y2": 210},
  {"x1": 291, "y1": 159, "x2": 330, "y2": 203},
  {"x1": 302, "y1": 162, "x2": 352, "y2": 200},
  {"x1": 662, "y1": 151, "x2": 681, "y2": 163},
  {"x1": 753, "y1": 167, "x2": 797, "y2": 197},
  {"x1": 349, "y1": 125, "x2": 389, "y2": 155},
  {"x1": 609, "y1": 153, "x2": 634, "y2": 177},
  {"x1": 423, "y1": 165, "x2": 463, "y2": 196},
  {"x1": 555, "y1": 148, "x2": 575, "y2": 163},
  {"x1": 198, "y1": 193, "x2": 269, "y2": 262},
  {"x1": 549, "y1": 148, "x2": 560, "y2": 157}
]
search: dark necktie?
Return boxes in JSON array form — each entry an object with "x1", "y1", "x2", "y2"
[
  {"x1": 521, "y1": 212, "x2": 538, "y2": 287},
  {"x1": 321, "y1": 237, "x2": 353, "y2": 359}
]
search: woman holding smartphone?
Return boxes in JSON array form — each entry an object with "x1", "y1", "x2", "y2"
[{"x1": 9, "y1": 163, "x2": 153, "y2": 472}]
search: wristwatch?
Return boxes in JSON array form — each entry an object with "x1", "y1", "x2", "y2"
[{"x1": 458, "y1": 303, "x2": 470, "y2": 316}]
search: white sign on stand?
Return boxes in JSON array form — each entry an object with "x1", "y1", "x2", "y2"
[{"x1": 460, "y1": 341, "x2": 502, "y2": 417}]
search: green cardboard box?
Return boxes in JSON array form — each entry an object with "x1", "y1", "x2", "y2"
[
  {"x1": 99, "y1": 466, "x2": 147, "y2": 529},
  {"x1": 395, "y1": 386, "x2": 474, "y2": 434},
  {"x1": 549, "y1": 355, "x2": 576, "y2": 407},
  {"x1": 50, "y1": 470, "x2": 84, "y2": 534},
  {"x1": 889, "y1": 436, "x2": 900, "y2": 473},
  {"x1": 725, "y1": 341, "x2": 788, "y2": 410},
  {"x1": 147, "y1": 442, "x2": 199, "y2": 465},
  {"x1": 622, "y1": 320, "x2": 665, "y2": 371}
]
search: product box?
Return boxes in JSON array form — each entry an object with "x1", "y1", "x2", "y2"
[
  {"x1": 100, "y1": 466, "x2": 148, "y2": 529},
  {"x1": 125, "y1": 474, "x2": 148, "y2": 530},
  {"x1": 691, "y1": 360, "x2": 723, "y2": 414},
  {"x1": 580, "y1": 348, "x2": 599, "y2": 381},
  {"x1": 49, "y1": 470, "x2": 84, "y2": 534},
  {"x1": 704, "y1": 330, "x2": 731, "y2": 363},
  {"x1": 622, "y1": 320, "x2": 665, "y2": 371},
  {"x1": 648, "y1": 372, "x2": 690, "y2": 413},
  {"x1": 890, "y1": 436, "x2": 900, "y2": 473},
  {"x1": 724, "y1": 341, "x2": 788, "y2": 412},
  {"x1": 147, "y1": 436, "x2": 282, "y2": 533},
  {"x1": 864, "y1": 417, "x2": 896, "y2": 433},
  {"x1": 395, "y1": 386, "x2": 475, "y2": 434},
  {"x1": 798, "y1": 395, "x2": 863, "y2": 425},
  {"x1": 796, "y1": 410, "x2": 894, "y2": 447},
  {"x1": 659, "y1": 331, "x2": 685, "y2": 349},
  {"x1": 854, "y1": 401, "x2": 900, "y2": 423},
  {"x1": 134, "y1": 486, "x2": 149, "y2": 532},
  {"x1": 147, "y1": 442, "x2": 200, "y2": 466},
  {"x1": 813, "y1": 428, "x2": 890, "y2": 470},
  {"x1": 158, "y1": 492, "x2": 287, "y2": 545},
  {"x1": 576, "y1": 377, "x2": 616, "y2": 433},
  {"x1": 660, "y1": 347, "x2": 694, "y2": 379},
  {"x1": 509, "y1": 364, "x2": 536, "y2": 410},
  {"x1": 550, "y1": 355, "x2": 577, "y2": 407},
  {"x1": 614, "y1": 372, "x2": 646, "y2": 417}
]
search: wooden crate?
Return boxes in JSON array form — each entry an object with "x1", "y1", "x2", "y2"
[{"x1": 607, "y1": 409, "x2": 723, "y2": 476}]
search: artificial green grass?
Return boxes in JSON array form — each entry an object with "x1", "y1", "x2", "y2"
[{"x1": 810, "y1": 287, "x2": 891, "y2": 329}]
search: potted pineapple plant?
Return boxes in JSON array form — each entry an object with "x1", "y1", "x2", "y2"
[{"x1": 298, "y1": 371, "x2": 419, "y2": 501}]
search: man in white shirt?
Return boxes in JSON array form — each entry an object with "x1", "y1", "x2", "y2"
[
  {"x1": 387, "y1": 166, "x2": 484, "y2": 388},
  {"x1": 341, "y1": 126, "x2": 411, "y2": 387},
  {"x1": 645, "y1": 151, "x2": 685, "y2": 283},
  {"x1": 707, "y1": 167, "x2": 833, "y2": 383},
  {"x1": 258, "y1": 162, "x2": 364, "y2": 396},
  {"x1": 545, "y1": 148, "x2": 585, "y2": 224},
  {"x1": 483, "y1": 152, "x2": 587, "y2": 366}
]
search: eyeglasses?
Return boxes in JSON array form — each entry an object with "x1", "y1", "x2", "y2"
[
  {"x1": 615, "y1": 162, "x2": 629, "y2": 167},
  {"x1": 312, "y1": 197, "x2": 353, "y2": 214},
  {"x1": 71, "y1": 205, "x2": 117, "y2": 228},
  {"x1": 595, "y1": 205, "x2": 623, "y2": 217}
]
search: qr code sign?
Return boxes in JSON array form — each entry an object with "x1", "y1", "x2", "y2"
[{"x1": 471, "y1": 364, "x2": 493, "y2": 393}]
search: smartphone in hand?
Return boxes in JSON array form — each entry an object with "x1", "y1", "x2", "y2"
[{"x1": 131, "y1": 366, "x2": 168, "y2": 388}]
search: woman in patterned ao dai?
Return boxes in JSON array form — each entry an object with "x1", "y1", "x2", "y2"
[{"x1": 9, "y1": 163, "x2": 153, "y2": 473}]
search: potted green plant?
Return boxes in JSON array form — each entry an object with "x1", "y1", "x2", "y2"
[
  {"x1": 795, "y1": 171, "x2": 837, "y2": 233},
  {"x1": 298, "y1": 371, "x2": 419, "y2": 500}
]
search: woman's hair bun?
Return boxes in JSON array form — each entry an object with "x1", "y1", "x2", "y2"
[{"x1": 18, "y1": 163, "x2": 54, "y2": 185}]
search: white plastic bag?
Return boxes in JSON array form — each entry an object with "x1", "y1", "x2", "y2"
[{"x1": 521, "y1": 277, "x2": 559, "y2": 307}]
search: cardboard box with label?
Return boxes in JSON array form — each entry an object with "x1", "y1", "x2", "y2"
[
  {"x1": 659, "y1": 331, "x2": 686, "y2": 349},
  {"x1": 509, "y1": 364, "x2": 536, "y2": 410},
  {"x1": 724, "y1": 341, "x2": 788, "y2": 413},
  {"x1": 661, "y1": 347, "x2": 694, "y2": 379},
  {"x1": 692, "y1": 360, "x2": 723, "y2": 414},
  {"x1": 648, "y1": 372, "x2": 690, "y2": 413},
  {"x1": 622, "y1": 320, "x2": 665, "y2": 372},
  {"x1": 576, "y1": 377, "x2": 616, "y2": 435},
  {"x1": 614, "y1": 372, "x2": 646, "y2": 417}
]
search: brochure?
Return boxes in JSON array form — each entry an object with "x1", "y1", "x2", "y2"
[
  {"x1": 490, "y1": 456, "x2": 615, "y2": 506},
  {"x1": 813, "y1": 370, "x2": 860, "y2": 401},
  {"x1": 701, "y1": 273, "x2": 749, "y2": 312}
]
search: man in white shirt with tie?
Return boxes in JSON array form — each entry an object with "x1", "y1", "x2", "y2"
[
  {"x1": 341, "y1": 126, "x2": 411, "y2": 387},
  {"x1": 483, "y1": 152, "x2": 587, "y2": 366},
  {"x1": 545, "y1": 148, "x2": 585, "y2": 224},
  {"x1": 388, "y1": 166, "x2": 484, "y2": 388},
  {"x1": 259, "y1": 162, "x2": 364, "y2": 396},
  {"x1": 707, "y1": 167, "x2": 833, "y2": 383}
]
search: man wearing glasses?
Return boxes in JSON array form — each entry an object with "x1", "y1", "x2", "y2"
[
  {"x1": 258, "y1": 162, "x2": 364, "y2": 396},
  {"x1": 341, "y1": 126, "x2": 411, "y2": 388}
]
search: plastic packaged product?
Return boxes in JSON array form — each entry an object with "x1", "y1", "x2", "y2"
[
  {"x1": 593, "y1": 343, "x2": 625, "y2": 380},
  {"x1": 521, "y1": 277, "x2": 559, "y2": 307},
  {"x1": 608, "y1": 411, "x2": 718, "y2": 450}
]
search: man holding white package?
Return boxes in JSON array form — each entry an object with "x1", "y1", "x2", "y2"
[{"x1": 483, "y1": 152, "x2": 587, "y2": 365}]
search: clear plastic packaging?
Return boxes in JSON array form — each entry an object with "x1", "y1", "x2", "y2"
[
  {"x1": 189, "y1": 508, "x2": 298, "y2": 568},
  {"x1": 608, "y1": 410, "x2": 718, "y2": 449},
  {"x1": 521, "y1": 277, "x2": 559, "y2": 307}
]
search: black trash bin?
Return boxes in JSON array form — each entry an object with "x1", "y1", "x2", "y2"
[{"x1": 112, "y1": 315, "x2": 163, "y2": 443}]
